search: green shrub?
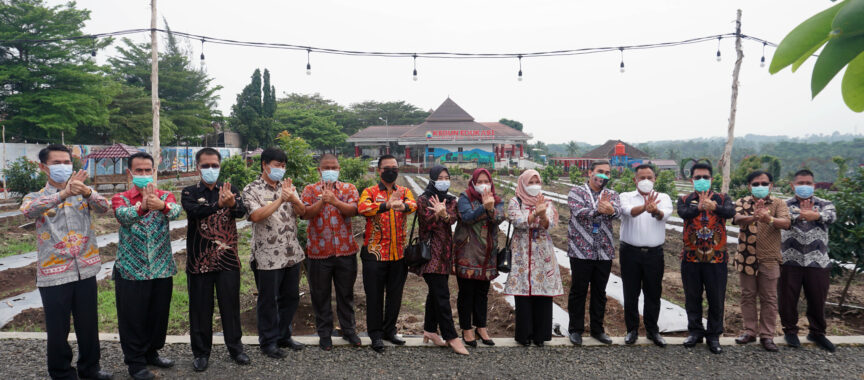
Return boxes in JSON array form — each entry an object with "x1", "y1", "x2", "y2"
[
  {"x1": 218, "y1": 155, "x2": 259, "y2": 191},
  {"x1": 540, "y1": 164, "x2": 562, "y2": 185},
  {"x1": 276, "y1": 131, "x2": 317, "y2": 189},
  {"x1": 612, "y1": 168, "x2": 636, "y2": 194},
  {"x1": 3, "y1": 157, "x2": 47, "y2": 198},
  {"x1": 339, "y1": 157, "x2": 370, "y2": 184},
  {"x1": 655, "y1": 170, "x2": 678, "y2": 201},
  {"x1": 569, "y1": 168, "x2": 586, "y2": 185}
]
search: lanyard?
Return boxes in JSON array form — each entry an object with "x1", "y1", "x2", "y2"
[{"x1": 584, "y1": 184, "x2": 602, "y2": 210}]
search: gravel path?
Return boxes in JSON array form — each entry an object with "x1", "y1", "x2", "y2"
[{"x1": 1, "y1": 339, "x2": 863, "y2": 379}]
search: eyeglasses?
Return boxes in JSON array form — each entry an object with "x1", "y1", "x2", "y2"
[
  {"x1": 751, "y1": 182, "x2": 771, "y2": 187},
  {"x1": 200, "y1": 164, "x2": 220, "y2": 169},
  {"x1": 693, "y1": 175, "x2": 711, "y2": 180}
]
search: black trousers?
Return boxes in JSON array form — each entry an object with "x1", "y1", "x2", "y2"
[
  {"x1": 620, "y1": 243, "x2": 665, "y2": 334},
  {"x1": 188, "y1": 271, "x2": 243, "y2": 358},
  {"x1": 39, "y1": 277, "x2": 101, "y2": 380},
  {"x1": 568, "y1": 258, "x2": 612, "y2": 335},
  {"x1": 252, "y1": 262, "x2": 301, "y2": 348},
  {"x1": 115, "y1": 275, "x2": 173, "y2": 375},
  {"x1": 361, "y1": 258, "x2": 408, "y2": 340},
  {"x1": 423, "y1": 274, "x2": 458, "y2": 341},
  {"x1": 307, "y1": 255, "x2": 358, "y2": 338},
  {"x1": 779, "y1": 265, "x2": 831, "y2": 336},
  {"x1": 514, "y1": 296, "x2": 553, "y2": 344},
  {"x1": 681, "y1": 261, "x2": 727, "y2": 339},
  {"x1": 456, "y1": 277, "x2": 490, "y2": 330}
]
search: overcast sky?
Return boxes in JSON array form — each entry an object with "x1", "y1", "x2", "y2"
[{"x1": 64, "y1": 0, "x2": 862, "y2": 145}]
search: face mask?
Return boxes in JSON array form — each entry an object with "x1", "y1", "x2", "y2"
[
  {"x1": 637, "y1": 179, "x2": 654, "y2": 194},
  {"x1": 321, "y1": 170, "x2": 339, "y2": 183},
  {"x1": 381, "y1": 168, "x2": 398, "y2": 183},
  {"x1": 268, "y1": 167, "x2": 285, "y2": 182},
  {"x1": 48, "y1": 164, "x2": 73, "y2": 183},
  {"x1": 693, "y1": 178, "x2": 711, "y2": 192},
  {"x1": 794, "y1": 185, "x2": 814, "y2": 199},
  {"x1": 474, "y1": 184, "x2": 491, "y2": 194},
  {"x1": 132, "y1": 175, "x2": 153, "y2": 189},
  {"x1": 200, "y1": 168, "x2": 220, "y2": 184},
  {"x1": 525, "y1": 184, "x2": 542, "y2": 197},
  {"x1": 594, "y1": 173, "x2": 610, "y2": 188},
  {"x1": 434, "y1": 180, "x2": 450, "y2": 192},
  {"x1": 751, "y1": 185, "x2": 770, "y2": 199}
]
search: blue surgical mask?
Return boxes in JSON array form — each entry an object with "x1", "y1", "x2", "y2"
[
  {"x1": 132, "y1": 175, "x2": 153, "y2": 189},
  {"x1": 794, "y1": 185, "x2": 814, "y2": 199},
  {"x1": 48, "y1": 164, "x2": 73, "y2": 183},
  {"x1": 201, "y1": 168, "x2": 220, "y2": 184},
  {"x1": 321, "y1": 170, "x2": 339, "y2": 183},
  {"x1": 693, "y1": 178, "x2": 711, "y2": 192},
  {"x1": 434, "y1": 180, "x2": 450, "y2": 192},
  {"x1": 751, "y1": 185, "x2": 770, "y2": 199},
  {"x1": 268, "y1": 167, "x2": 285, "y2": 182}
]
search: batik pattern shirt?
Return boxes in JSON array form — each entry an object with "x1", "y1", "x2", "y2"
[
  {"x1": 300, "y1": 181, "x2": 360, "y2": 259},
  {"x1": 677, "y1": 192, "x2": 736, "y2": 263},
  {"x1": 453, "y1": 194, "x2": 506, "y2": 281},
  {"x1": 112, "y1": 187, "x2": 182, "y2": 280},
  {"x1": 357, "y1": 182, "x2": 417, "y2": 261},
  {"x1": 21, "y1": 184, "x2": 110, "y2": 287},
  {"x1": 733, "y1": 195, "x2": 790, "y2": 275},
  {"x1": 567, "y1": 184, "x2": 621, "y2": 261},
  {"x1": 181, "y1": 182, "x2": 247, "y2": 274},
  {"x1": 242, "y1": 178, "x2": 305, "y2": 270},
  {"x1": 504, "y1": 197, "x2": 563, "y2": 297},
  {"x1": 413, "y1": 193, "x2": 458, "y2": 275},
  {"x1": 781, "y1": 196, "x2": 836, "y2": 268}
]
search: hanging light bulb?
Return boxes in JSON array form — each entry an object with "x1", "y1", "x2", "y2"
[
  {"x1": 760, "y1": 42, "x2": 767, "y2": 68},
  {"x1": 306, "y1": 49, "x2": 312, "y2": 75},
  {"x1": 199, "y1": 39, "x2": 205, "y2": 61},
  {"x1": 90, "y1": 37, "x2": 97, "y2": 58},
  {"x1": 619, "y1": 47, "x2": 625, "y2": 73},
  {"x1": 517, "y1": 55, "x2": 523, "y2": 81},
  {"x1": 412, "y1": 54, "x2": 418, "y2": 81},
  {"x1": 91, "y1": 50, "x2": 97, "y2": 57},
  {"x1": 715, "y1": 36, "x2": 722, "y2": 62}
]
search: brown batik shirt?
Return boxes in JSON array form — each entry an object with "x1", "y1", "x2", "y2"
[{"x1": 242, "y1": 177, "x2": 305, "y2": 270}]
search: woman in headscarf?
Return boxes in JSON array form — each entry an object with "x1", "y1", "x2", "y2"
[
  {"x1": 454, "y1": 168, "x2": 506, "y2": 347},
  {"x1": 504, "y1": 169, "x2": 563, "y2": 347},
  {"x1": 412, "y1": 165, "x2": 467, "y2": 355}
]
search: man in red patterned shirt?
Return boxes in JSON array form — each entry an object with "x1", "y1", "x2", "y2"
[{"x1": 301, "y1": 154, "x2": 361, "y2": 351}]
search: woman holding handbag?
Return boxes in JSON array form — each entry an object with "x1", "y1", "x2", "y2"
[
  {"x1": 505, "y1": 169, "x2": 563, "y2": 347},
  {"x1": 454, "y1": 168, "x2": 506, "y2": 347},
  {"x1": 411, "y1": 165, "x2": 467, "y2": 355}
]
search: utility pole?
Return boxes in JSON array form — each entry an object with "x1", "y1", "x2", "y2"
[
  {"x1": 1, "y1": 117, "x2": 6, "y2": 200},
  {"x1": 150, "y1": 0, "x2": 161, "y2": 180},
  {"x1": 720, "y1": 9, "x2": 743, "y2": 193}
]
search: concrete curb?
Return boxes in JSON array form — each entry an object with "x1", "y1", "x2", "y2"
[{"x1": 2, "y1": 332, "x2": 863, "y2": 348}]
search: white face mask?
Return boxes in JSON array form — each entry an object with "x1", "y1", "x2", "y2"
[
  {"x1": 474, "y1": 184, "x2": 491, "y2": 194},
  {"x1": 637, "y1": 179, "x2": 654, "y2": 194},
  {"x1": 525, "y1": 184, "x2": 542, "y2": 197}
]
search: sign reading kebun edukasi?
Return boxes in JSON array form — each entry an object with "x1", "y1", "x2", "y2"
[{"x1": 429, "y1": 130, "x2": 495, "y2": 138}]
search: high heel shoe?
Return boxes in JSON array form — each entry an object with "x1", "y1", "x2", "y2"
[
  {"x1": 423, "y1": 331, "x2": 447, "y2": 347},
  {"x1": 476, "y1": 328, "x2": 495, "y2": 346},
  {"x1": 448, "y1": 338, "x2": 470, "y2": 355},
  {"x1": 461, "y1": 330, "x2": 477, "y2": 348}
]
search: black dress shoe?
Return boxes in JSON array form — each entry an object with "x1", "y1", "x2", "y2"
[
  {"x1": 735, "y1": 333, "x2": 756, "y2": 344},
  {"x1": 192, "y1": 357, "x2": 209, "y2": 372},
  {"x1": 516, "y1": 339, "x2": 531, "y2": 347},
  {"x1": 533, "y1": 341, "x2": 544, "y2": 347},
  {"x1": 371, "y1": 338, "x2": 386, "y2": 353},
  {"x1": 231, "y1": 352, "x2": 251, "y2": 365},
  {"x1": 80, "y1": 369, "x2": 113, "y2": 380},
  {"x1": 476, "y1": 328, "x2": 495, "y2": 346},
  {"x1": 343, "y1": 333, "x2": 363, "y2": 347},
  {"x1": 647, "y1": 332, "x2": 667, "y2": 348},
  {"x1": 384, "y1": 335, "x2": 406, "y2": 346},
  {"x1": 261, "y1": 346, "x2": 287, "y2": 359},
  {"x1": 278, "y1": 338, "x2": 305, "y2": 351},
  {"x1": 462, "y1": 337, "x2": 478, "y2": 348},
  {"x1": 320, "y1": 336, "x2": 333, "y2": 351},
  {"x1": 145, "y1": 356, "x2": 174, "y2": 368},
  {"x1": 130, "y1": 369, "x2": 155, "y2": 380},
  {"x1": 784, "y1": 333, "x2": 801, "y2": 348},
  {"x1": 625, "y1": 330, "x2": 638, "y2": 345},
  {"x1": 683, "y1": 333, "x2": 703, "y2": 348},
  {"x1": 591, "y1": 332, "x2": 613, "y2": 344},
  {"x1": 761, "y1": 338, "x2": 779, "y2": 352},
  {"x1": 568, "y1": 333, "x2": 582, "y2": 346},
  {"x1": 707, "y1": 339, "x2": 722, "y2": 354},
  {"x1": 807, "y1": 333, "x2": 836, "y2": 352}
]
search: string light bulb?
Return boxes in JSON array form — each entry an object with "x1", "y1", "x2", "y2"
[
  {"x1": 760, "y1": 42, "x2": 767, "y2": 68},
  {"x1": 199, "y1": 38, "x2": 205, "y2": 61},
  {"x1": 306, "y1": 49, "x2": 311, "y2": 75},
  {"x1": 619, "y1": 47, "x2": 625, "y2": 73},
  {"x1": 716, "y1": 36, "x2": 722, "y2": 62},
  {"x1": 412, "y1": 54, "x2": 418, "y2": 81},
  {"x1": 90, "y1": 37, "x2": 97, "y2": 57},
  {"x1": 517, "y1": 55, "x2": 523, "y2": 81}
]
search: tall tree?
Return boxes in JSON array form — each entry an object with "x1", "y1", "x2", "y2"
[
  {"x1": 0, "y1": 0, "x2": 114, "y2": 143},
  {"x1": 229, "y1": 68, "x2": 283, "y2": 148},
  {"x1": 499, "y1": 118, "x2": 524, "y2": 131},
  {"x1": 262, "y1": 69, "x2": 275, "y2": 118},
  {"x1": 273, "y1": 107, "x2": 346, "y2": 153},
  {"x1": 566, "y1": 141, "x2": 580, "y2": 157},
  {"x1": 346, "y1": 100, "x2": 429, "y2": 134}
]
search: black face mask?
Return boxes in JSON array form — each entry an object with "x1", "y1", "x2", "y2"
[{"x1": 381, "y1": 168, "x2": 398, "y2": 183}]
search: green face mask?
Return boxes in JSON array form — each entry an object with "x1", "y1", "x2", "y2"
[
  {"x1": 693, "y1": 178, "x2": 711, "y2": 192},
  {"x1": 132, "y1": 175, "x2": 153, "y2": 189},
  {"x1": 751, "y1": 185, "x2": 770, "y2": 199}
]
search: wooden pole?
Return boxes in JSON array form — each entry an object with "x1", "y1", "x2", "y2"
[
  {"x1": 150, "y1": 0, "x2": 160, "y2": 180},
  {"x1": 720, "y1": 9, "x2": 743, "y2": 193},
  {"x1": 2, "y1": 122, "x2": 6, "y2": 200}
]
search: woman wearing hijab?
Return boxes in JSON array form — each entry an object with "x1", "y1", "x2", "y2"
[
  {"x1": 412, "y1": 165, "x2": 467, "y2": 355},
  {"x1": 454, "y1": 168, "x2": 506, "y2": 347},
  {"x1": 505, "y1": 169, "x2": 563, "y2": 347}
]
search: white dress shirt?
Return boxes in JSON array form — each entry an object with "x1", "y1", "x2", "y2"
[{"x1": 619, "y1": 190, "x2": 673, "y2": 247}]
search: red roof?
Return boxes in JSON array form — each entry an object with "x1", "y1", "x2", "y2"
[{"x1": 84, "y1": 143, "x2": 141, "y2": 159}]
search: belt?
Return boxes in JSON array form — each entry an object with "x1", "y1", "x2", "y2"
[{"x1": 621, "y1": 242, "x2": 663, "y2": 253}]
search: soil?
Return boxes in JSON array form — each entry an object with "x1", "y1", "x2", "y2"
[{"x1": 0, "y1": 265, "x2": 36, "y2": 300}]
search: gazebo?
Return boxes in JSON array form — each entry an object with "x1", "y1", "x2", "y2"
[{"x1": 83, "y1": 143, "x2": 141, "y2": 190}]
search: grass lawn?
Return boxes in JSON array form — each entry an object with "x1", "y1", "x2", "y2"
[
  {"x1": 0, "y1": 236, "x2": 36, "y2": 258},
  {"x1": 96, "y1": 270, "x2": 192, "y2": 335}
]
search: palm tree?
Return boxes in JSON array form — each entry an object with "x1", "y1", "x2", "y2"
[{"x1": 566, "y1": 141, "x2": 579, "y2": 157}]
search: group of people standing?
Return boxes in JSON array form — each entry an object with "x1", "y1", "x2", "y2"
[{"x1": 20, "y1": 144, "x2": 839, "y2": 380}]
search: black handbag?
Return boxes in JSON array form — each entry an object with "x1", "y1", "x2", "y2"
[
  {"x1": 496, "y1": 221, "x2": 514, "y2": 273},
  {"x1": 404, "y1": 212, "x2": 431, "y2": 267}
]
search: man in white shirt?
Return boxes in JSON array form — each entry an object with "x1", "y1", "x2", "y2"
[{"x1": 619, "y1": 164, "x2": 673, "y2": 347}]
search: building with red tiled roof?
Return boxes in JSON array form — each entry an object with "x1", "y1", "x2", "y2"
[{"x1": 347, "y1": 98, "x2": 532, "y2": 168}]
